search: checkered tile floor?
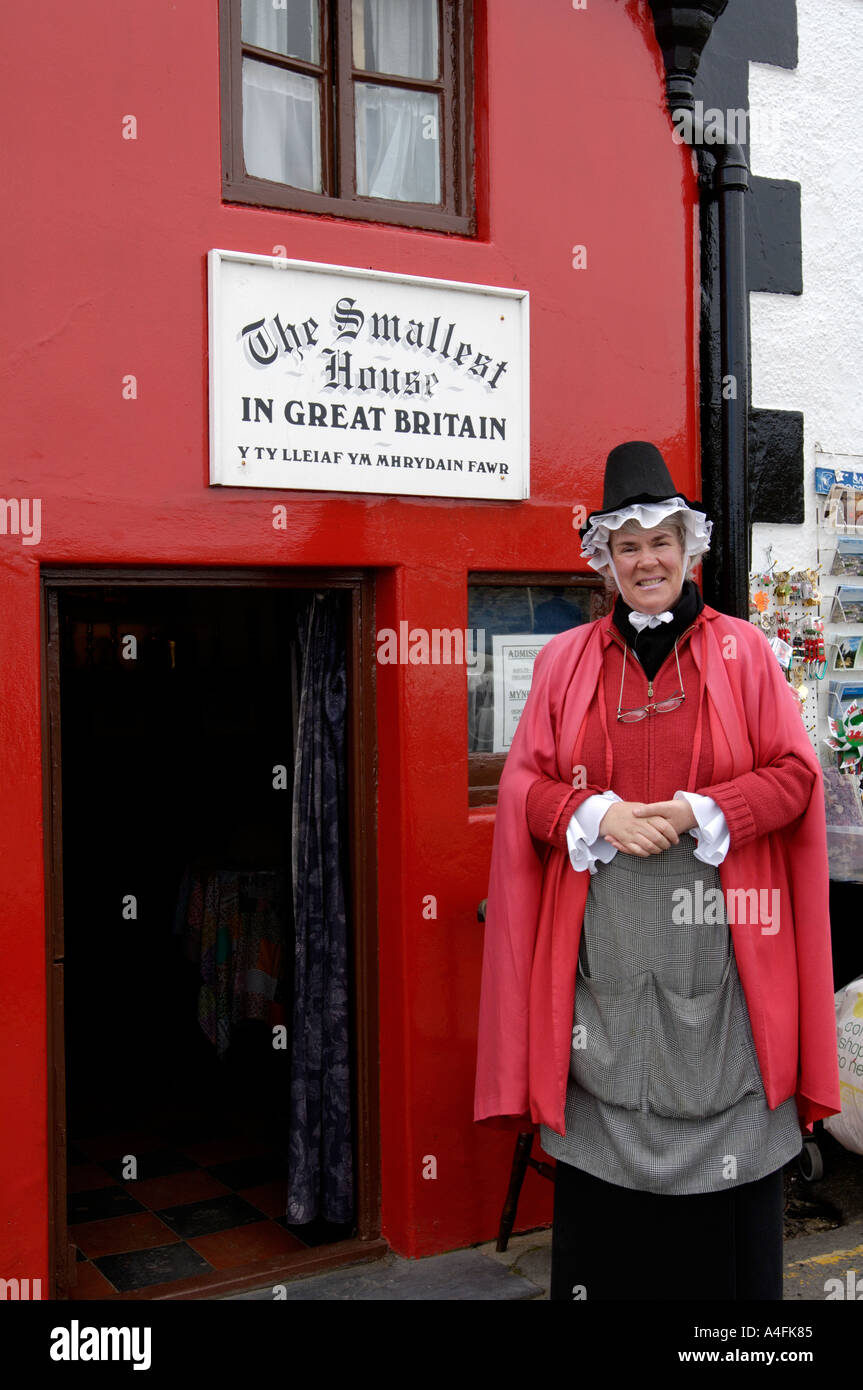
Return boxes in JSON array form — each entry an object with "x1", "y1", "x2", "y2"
[{"x1": 67, "y1": 1132, "x2": 354, "y2": 1296}]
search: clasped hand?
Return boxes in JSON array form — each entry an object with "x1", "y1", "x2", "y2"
[{"x1": 598, "y1": 798, "x2": 697, "y2": 857}]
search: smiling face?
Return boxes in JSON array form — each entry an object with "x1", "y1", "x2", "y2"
[{"x1": 608, "y1": 523, "x2": 686, "y2": 612}]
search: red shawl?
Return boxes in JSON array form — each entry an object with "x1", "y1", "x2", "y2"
[{"x1": 474, "y1": 606, "x2": 841, "y2": 1135}]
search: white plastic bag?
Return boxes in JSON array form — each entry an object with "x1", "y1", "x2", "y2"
[{"x1": 824, "y1": 973, "x2": 863, "y2": 1155}]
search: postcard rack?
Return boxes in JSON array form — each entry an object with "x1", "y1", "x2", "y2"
[
  {"x1": 814, "y1": 471, "x2": 863, "y2": 882},
  {"x1": 746, "y1": 466, "x2": 863, "y2": 882}
]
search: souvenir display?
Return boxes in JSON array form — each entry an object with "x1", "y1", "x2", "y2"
[
  {"x1": 747, "y1": 561, "x2": 826, "y2": 699},
  {"x1": 824, "y1": 701, "x2": 863, "y2": 774},
  {"x1": 812, "y1": 458, "x2": 863, "y2": 875}
]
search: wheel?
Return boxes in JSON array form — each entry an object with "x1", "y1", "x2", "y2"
[{"x1": 798, "y1": 1139, "x2": 824, "y2": 1183}]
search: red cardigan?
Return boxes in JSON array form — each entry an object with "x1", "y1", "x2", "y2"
[
  {"x1": 474, "y1": 607, "x2": 841, "y2": 1136},
  {"x1": 525, "y1": 620, "x2": 815, "y2": 852}
]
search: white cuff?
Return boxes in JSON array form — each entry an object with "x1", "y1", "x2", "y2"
[
  {"x1": 566, "y1": 792, "x2": 622, "y2": 875},
  {"x1": 674, "y1": 791, "x2": 730, "y2": 866}
]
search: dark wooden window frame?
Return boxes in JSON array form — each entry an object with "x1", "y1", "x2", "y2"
[
  {"x1": 220, "y1": 0, "x2": 475, "y2": 234},
  {"x1": 42, "y1": 565, "x2": 384, "y2": 1300},
  {"x1": 468, "y1": 571, "x2": 611, "y2": 808}
]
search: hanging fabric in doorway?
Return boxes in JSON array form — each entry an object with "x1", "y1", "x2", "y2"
[
  {"x1": 288, "y1": 591, "x2": 353, "y2": 1225},
  {"x1": 172, "y1": 866, "x2": 287, "y2": 1058}
]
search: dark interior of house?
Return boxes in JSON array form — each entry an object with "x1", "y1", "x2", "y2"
[{"x1": 59, "y1": 585, "x2": 355, "y2": 1297}]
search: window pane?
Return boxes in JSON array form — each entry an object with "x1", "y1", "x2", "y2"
[
  {"x1": 467, "y1": 586, "x2": 602, "y2": 754},
  {"x1": 242, "y1": 0, "x2": 320, "y2": 64},
  {"x1": 243, "y1": 58, "x2": 321, "y2": 191},
  {"x1": 353, "y1": 0, "x2": 438, "y2": 78},
  {"x1": 355, "y1": 84, "x2": 439, "y2": 202}
]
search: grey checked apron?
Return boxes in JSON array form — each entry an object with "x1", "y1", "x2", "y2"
[
  {"x1": 540, "y1": 837, "x2": 803, "y2": 1193},
  {"x1": 571, "y1": 836, "x2": 762, "y2": 1118}
]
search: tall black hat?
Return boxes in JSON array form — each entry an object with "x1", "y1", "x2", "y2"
[
  {"x1": 582, "y1": 441, "x2": 706, "y2": 533},
  {"x1": 579, "y1": 441, "x2": 711, "y2": 571}
]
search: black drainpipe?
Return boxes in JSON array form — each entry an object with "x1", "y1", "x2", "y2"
[{"x1": 648, "y1": 1, "x2": 751, "y2": 619}]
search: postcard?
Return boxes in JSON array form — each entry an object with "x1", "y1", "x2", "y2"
[
  {"x1": 833, "y1": 635, "x2": 863, "y2": 670},
  {"x1": 831, "y1": 537, "x2": 863, "y2": 577},
  {"x1": 833, "y1": 586, "x2": 863, "y2": 622}
]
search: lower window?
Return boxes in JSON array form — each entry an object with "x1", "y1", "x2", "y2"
[{"x1": 468, "y1": 574, "x2": 611, "y2": 807}]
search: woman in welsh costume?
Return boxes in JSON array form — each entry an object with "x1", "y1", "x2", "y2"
[{"x1": 474, "y1": 441, "x2": 840, "y2": 1301}]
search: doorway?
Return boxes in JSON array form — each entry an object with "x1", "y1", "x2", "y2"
[{"x1": 42, "y1": 569, "x2": 382, "y2": 1299}]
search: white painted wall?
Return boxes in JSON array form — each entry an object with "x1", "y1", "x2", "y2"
[
  {"x1": 748, "y1": 0, "x2": 863, "y2": 563},
  {"x1": 745, "y1": 0, "x2": 863, "y2": 761}
]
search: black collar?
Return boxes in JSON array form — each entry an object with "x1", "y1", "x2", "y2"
[{"x1": 612, "y1": 578, "x2": 704, "y2": 680}]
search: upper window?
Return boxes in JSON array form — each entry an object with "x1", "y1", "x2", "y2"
[{"x1": 220, "y1": 0, "x2": 474, "y2": 233}]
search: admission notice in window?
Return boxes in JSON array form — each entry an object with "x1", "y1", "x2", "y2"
[
  {"x1": 492, "y1": 634, "x2": 556, "y2": 753},
  {"x1": 208, "y1": 250, "x2": 529, "y2": 500}
]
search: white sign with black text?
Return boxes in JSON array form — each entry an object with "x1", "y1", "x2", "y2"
[
  {"x1": 492, "y1": 634, "x2": 556, "y2": 753},
  {"x1": 208, "y1": 249, "x2": 529, "y2": 500}
]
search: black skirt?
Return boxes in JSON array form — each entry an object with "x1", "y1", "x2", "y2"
[{"x1": 549, "y1": 1158, "x2": 785, "y2": 1301}]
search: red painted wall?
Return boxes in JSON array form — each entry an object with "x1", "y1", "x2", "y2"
[{"x1": 0, "y1": 0, "x2": 699, "y2": 1280}]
